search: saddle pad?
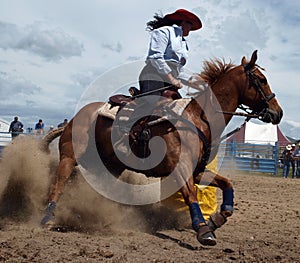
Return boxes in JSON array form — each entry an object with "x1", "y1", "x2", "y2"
[
  {"x1": 97, "y1": 98, "x2": 192, "y2": 121},
  {"x1": 97, "y1": 103, "x2": 119, "y2": 120},
  {"x1": 165, "y1": 98, "x2": 192, "y2": 116},
  {"x1": 147, "y1": 98, "x2": 192, "y2": 126}
]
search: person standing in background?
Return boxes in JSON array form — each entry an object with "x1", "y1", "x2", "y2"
[
  {"x1": 57, "y1": 119, "x2": 68, "y2": 128},
  {"x1": 48, "y1": 125, "x2": 54, "y2": 133},
  {"x1": 8, "y1": 116, "x2": 23, "y2": 139},
  {"x1": 282, "y1": 144, "x2": 293, "y2": 178},
  {"x1": 290, "y1": 144, "x2": 296, "y2": 178},
  {"x1": 34, "y1": 119, "x2": 45, "y2": 136},
  {"x1": 293, "y1": 143, "x2": 300, "y2": 178}
]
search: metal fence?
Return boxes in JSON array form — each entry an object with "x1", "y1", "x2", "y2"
[
  {"x1": 0, "y1": 131, "x2": 12, "y2": 156},
  {"x1": 218, "y1": 140, "x2": 278, "y2": 175}
]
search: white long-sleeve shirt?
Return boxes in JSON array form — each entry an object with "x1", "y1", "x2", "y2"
[{"x1": 146, "y1": 24, "x2": 192, "y2": 83}]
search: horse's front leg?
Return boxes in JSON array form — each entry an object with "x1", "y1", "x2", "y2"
[
  {"x1": 197, "y1": 171, "x2": 234, "y2": 232},
  {"x1": 179, "y1": 175, "x2": 217, "y2": 246}
]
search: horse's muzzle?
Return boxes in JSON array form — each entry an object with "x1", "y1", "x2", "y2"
[{"x1": 259, "y1": 108, "x2": 283, "y2": 124}]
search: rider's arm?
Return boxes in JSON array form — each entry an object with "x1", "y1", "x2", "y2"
[
  {"x1": 147, "y1": 27, "x2": 182, "y2": 88},
  {"x1": 147, "y1": 28, "x2": 173, "y2": 75}
]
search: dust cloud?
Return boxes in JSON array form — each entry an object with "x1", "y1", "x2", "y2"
[
  {"x1": 0, "y1": 136, "x2": 52, "y2": 222},
  {"x1": 0, "y1": 136, "x2": 187, "y2": 233}
]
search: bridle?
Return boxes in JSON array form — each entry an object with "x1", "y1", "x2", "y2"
[
  {"x1": 244, "y1": 64, "x2": 275, "y2": 110},
  {"x1": 222, "y1": 64, "x2": 275, "y2": 123},
  {"x1": 219, "y1": 64, "x2": 276, "y2": 141}
]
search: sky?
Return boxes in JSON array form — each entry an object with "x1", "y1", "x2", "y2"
[{"x1": 0, "y1": 0, "x2": 299, "y2": 138}]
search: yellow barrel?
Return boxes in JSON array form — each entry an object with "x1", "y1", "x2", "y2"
[{"x1": 162, "y1": 156, "x2": 218, "y2": 220}]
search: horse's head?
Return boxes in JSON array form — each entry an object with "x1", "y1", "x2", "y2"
[{"x1": 240, "y1": 50, "x2": 283, "y2": 124}]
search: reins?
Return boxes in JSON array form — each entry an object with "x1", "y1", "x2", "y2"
[
  {"x1": 130, "y1": 84, "x2": 174, "y2": 99},
  {"x1": 219, "y1": 121, "x2": 247, "y2": 142},
  {"x1": 218, "y1": 109, "x2": 259, "y2": 119}
]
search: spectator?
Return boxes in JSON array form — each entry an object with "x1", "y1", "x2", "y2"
[
  {"x1": 34, "y1": 119, "x2": 45, "y2": 136},
  {"x1": 8, "y1": 116, "x2": 23, "y2": 139},
  {"x1": 48, "y1": 125, "x2": 54, "y2": 133},
  {"x1": 282, "y1": 144, "x2": 293, "y2": 178},
  {"x1": 291, "y1": 144, "x2": 296, "y2": 178},
  {"x1": 57, "y1": 119, "x2": 68, "y2": 128},
  {"x1": 293, "y1": 143, "x2": 300, "y2": 178}
]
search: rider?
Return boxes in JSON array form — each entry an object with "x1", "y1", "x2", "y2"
[
  {"x1": 139, "y1": 8, "x2": 205, "y2": 96},
  {"x1": 114, "y1": 9, "x2": 207, "y2": 154}
]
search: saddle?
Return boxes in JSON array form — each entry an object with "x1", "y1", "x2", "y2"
[
  {"x1": 107, "y1": 86, "x2": 182, "y2": 158},
  {"x1": 108, "y1": 86, "x2": 181, "y2": 107}
]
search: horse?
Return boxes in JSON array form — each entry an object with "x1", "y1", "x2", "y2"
[{"x1": 41, "y1": 50, "x2": 283, "y2": 246}]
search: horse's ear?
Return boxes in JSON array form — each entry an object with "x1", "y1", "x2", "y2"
[
  {"x1": 241, "y1": 50, "x2": 258, "y2": 70},
  {"x1": 241, "y1": 56, "x2": 247, "y2": 66},
  {"x1": 249, "y1": 50, "x2": 258, "y2": 67}
]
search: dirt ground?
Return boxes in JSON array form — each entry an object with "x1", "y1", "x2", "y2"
[{"x1": 0, "y1": 137, "x2": 299, "y2": 263}]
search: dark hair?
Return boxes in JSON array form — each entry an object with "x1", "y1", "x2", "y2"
[
  {"x1": 39, "y1": 119, "x2": 42, "y2": 122},
  {"x1": 146, "y1": 13, "x2": 182, "y2": 31}
]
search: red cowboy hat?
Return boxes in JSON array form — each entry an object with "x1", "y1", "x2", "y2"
[{"x1": 164, "y1": 9, "x2": 202, "y2": 31}]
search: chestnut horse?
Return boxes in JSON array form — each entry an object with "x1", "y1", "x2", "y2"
[{"x1": 41, "y1": 51, "x2": 282, "y2": 246}]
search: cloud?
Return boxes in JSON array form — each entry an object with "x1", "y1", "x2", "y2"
[
  {"x1": 279, "y1": 120, "x2": 300, "y2": 139},
  {"x1": 0, "y1": 71, "x2": 41, "y2": 98},
  {"x1": 0, "y1": 0, "x2": 299, "y2": 138},
  {"x1": 0, "y1": 21, "x2": 84, "y2": 61},
  {"x1": 101, "y1": 42, "x2": 122, "y2": 53},
  {"x1": 0, "y1": 69, "x2": 76, "y2": 128}
]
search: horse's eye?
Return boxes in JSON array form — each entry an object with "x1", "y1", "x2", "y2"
[{"x1": 259, "y1": 77, "x2": 267, "y2": 84}]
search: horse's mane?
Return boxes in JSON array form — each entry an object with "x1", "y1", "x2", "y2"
[{"x1": 199, "y1": 58, "x2": 235, "y2": 86}]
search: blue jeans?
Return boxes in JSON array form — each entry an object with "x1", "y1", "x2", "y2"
[
  {"x1": 297, "y1": 160, "x2": 300, "y2": 178},
  {"x1": 283, "y1": 160, "x2": 291, "y2": 178},
  {"x1": 291, "y1": 160, "x2": 295, "y2": 178}
]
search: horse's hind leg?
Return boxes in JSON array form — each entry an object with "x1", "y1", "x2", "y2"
[
  {"x1": 41, "y1": 155, "x2": 76, "y2": 227},
  {"x1": 197, "y1": 171, "x2": 234, "y2": 232},
  {"x1": 49, "y1": 157, "x2": 77, "y2": 202},
  {"x1": 41, "y1": 102, "x2": 102, "y2": 227}
]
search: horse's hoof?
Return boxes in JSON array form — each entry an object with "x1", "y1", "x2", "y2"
[
  {"x1": 42, "y1": 220, "x2": 55, "y2": 230},
  {"x1": 41, "y1": 216, "x2": 55, "y2": 230},
  {"x1": 207, "y1": 212, "x2": 227, "y2": 232},
  {"x1": 41, "y1": 201, "x2": 56, "y2": 228},
  {"x1": 197, "y1": 225, "x2": 217, "y2": 246},
  {"x1": 41, "y1": 215, "x2": 55, "y2": 228}
]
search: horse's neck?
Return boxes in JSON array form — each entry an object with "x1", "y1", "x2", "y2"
[
  {"x1": 197, "y1": 68, "x2": 242, "y2": 141},
  {"x1": 212, "y1": 69, "x2": 241, "y2": 126}
]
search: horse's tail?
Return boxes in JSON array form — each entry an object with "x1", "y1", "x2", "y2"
[{"x1": 40, "y1": 127, "x2": 65, "y2": 153}]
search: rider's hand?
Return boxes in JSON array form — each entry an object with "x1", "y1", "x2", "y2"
[{"x1": 167, "y1": 73, "x2": 183, "y2": 89}]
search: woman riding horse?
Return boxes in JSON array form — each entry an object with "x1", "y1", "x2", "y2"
[
  {"x1": 114, "y1": 9, "x2": 207, "y2": 154},
  {"x1": 41, "y1": 50, "x2": 283, "y2": 246},
  {"x1": 139, "y1": 9, "x2": 205, "y2": 93}
]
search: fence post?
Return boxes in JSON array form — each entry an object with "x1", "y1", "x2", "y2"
[
  {"x1": 230, "y1": 140, "x2": 236, "y2": 157},
  {"x1": 274, "y1": 142, "x2": 278, "y2": 176}
]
